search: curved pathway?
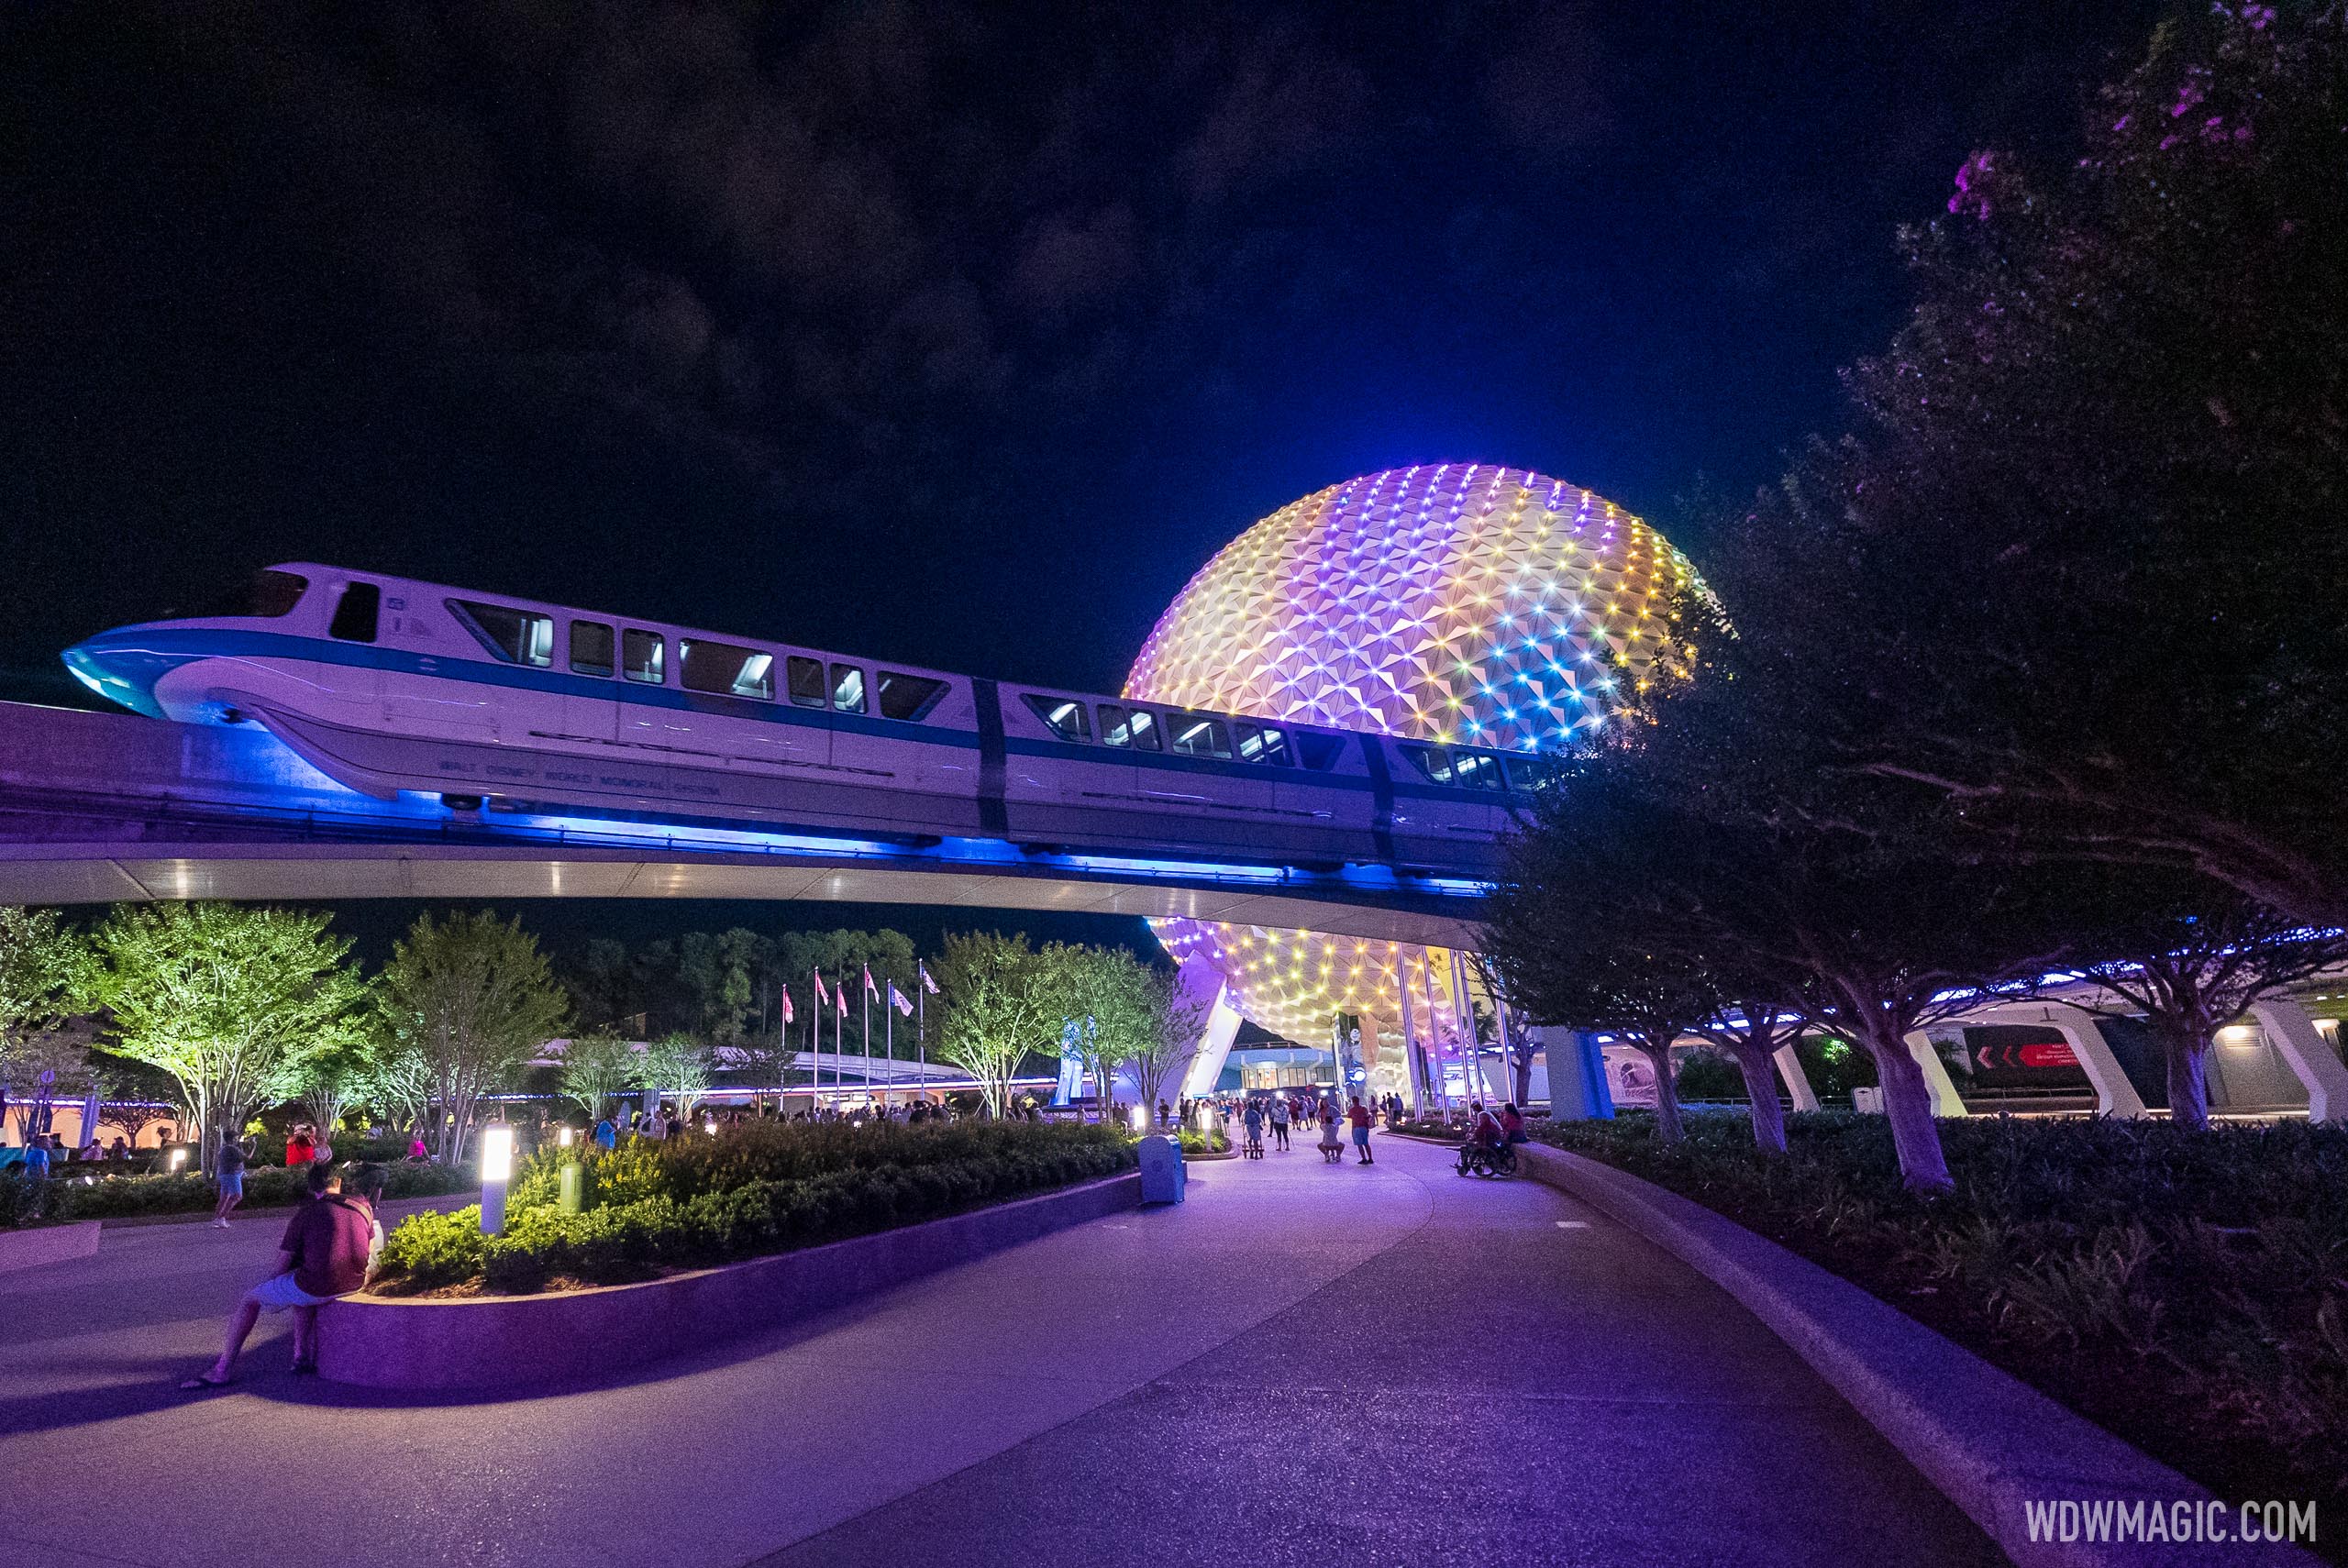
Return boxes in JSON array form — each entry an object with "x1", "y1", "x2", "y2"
[{"x1": 0, "y1": 1134, "x2": 1998, "y2": 1568}]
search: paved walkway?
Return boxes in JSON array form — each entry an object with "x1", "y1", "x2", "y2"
[{"x1": 0, "y1": 1135, "x2": 1999, "y2": 1568}]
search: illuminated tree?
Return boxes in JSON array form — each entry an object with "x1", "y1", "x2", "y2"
[
  {"x1": 933, "y1": 932, "x2": 1055, "y2": 1117},
  {"x1": 637, "y1": 1032, "x2": 713, "y2": 1117},
  {"x1": 558, "y1": 1030, "x2": 637, "y2": 1121},
  {"x1": 0, "y1": 908, "x2": 92, "y2": 1124},
  {"x1": 86, "y1": 903, "x2": 368, "y2": 1174},
  {"x1": 377, "y1": 911, "x2": 569, "y2": 1165}
]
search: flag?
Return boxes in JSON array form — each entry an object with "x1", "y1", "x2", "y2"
[
  {"x1": 919, "y1": 961, "x2": 937, "y2": 995},
  {"x1": 862, "y1": 964, "x2": 878, "y2": 999},
  {"x1": 889, "y1": 982, "x2": 913, "y2": 1017},
  {"x1": 781, "y1": 988, "x2": 794, "y2": 1025},
  {"x1": 835, "y1": 979, "x2": 847, "y2": 1017},
  {"x1": 814, "y1": 970, "x2": 828, "y2": 1005}
]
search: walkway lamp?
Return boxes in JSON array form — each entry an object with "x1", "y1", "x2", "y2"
[{"x1": 480, "y1": 1124, "x2": 515, "y2": 1235}]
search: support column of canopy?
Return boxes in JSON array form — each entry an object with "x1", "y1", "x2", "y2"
[
  {"x1": 1177, "y1": 968, "x2": 1245, "y2": 1102},
  {"x1": 1398, "y1": 957, "x2": 1428, "y2": 1117},
  {"x1": 2250, "y1": 996, "x2": 2348, "y2": 1122},
  {"x1": 1773, "y1": 1040, "x2": 1822, "y2": 1112},
  {"x1": 1899, "y1": 1031, "x2": 1972, "y2": 1118}
]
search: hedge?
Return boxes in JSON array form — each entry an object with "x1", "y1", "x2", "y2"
[
  {"x1": 375, "y1": 1120, "x2": 1139, "y2": 1296},
  {"x1": 1536, "y1": 1110, "x2": 2348, "y2": 1547},
  {"x1": 0, "y1": 1160, "x2": 475, "y2": 1228}
]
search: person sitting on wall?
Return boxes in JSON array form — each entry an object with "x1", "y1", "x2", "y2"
[
  {"x1": 1500, "y1": 1103, "x2": 1527, "y2": 1145},
  {"x1": 178, "y1": 1163, "x2": 383, "y2": 1388}
]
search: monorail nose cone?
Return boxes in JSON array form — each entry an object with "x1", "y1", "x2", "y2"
[{"x1": 61, "y1": 636, "x2": 169, "y2": 718}]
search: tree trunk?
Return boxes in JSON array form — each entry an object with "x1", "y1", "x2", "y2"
[
  {"x1": 1639, "y1": 1039, "x2": 1684, "y2": 1143},
  {"x1": 2155, "y1": 1021, "x2": 2212, "y2": 1132},
  {"x1": 1512, "y1": 1046, "x2": 1533, "y2": 1107},
  {"x1": 1726, "y1": 1043, "x2": 1788, "y2": 1154},
  {"x1": 1861, "y1": 1025, "x2": 1954, "y2": 1196}
]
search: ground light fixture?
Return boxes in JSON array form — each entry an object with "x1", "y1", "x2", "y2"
[
  {"x1": 479, "y1": 1124, "x2": 515, "y2": 1235},
  {"x1": 1129, "y1": 1105, "x2": 1148, "y2": 1132},
  {"x1": 167, "y1": 1148, "x2": 186, "y2": 1172},
  {"x1": 558, "y1": 1125, "x2": 574, "y2": 1148}
]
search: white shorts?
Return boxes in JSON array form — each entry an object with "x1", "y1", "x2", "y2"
[{"x1": 252, "y1": 1272, "x2": 335, "y2": 1313}]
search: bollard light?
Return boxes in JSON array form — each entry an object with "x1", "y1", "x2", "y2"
[
  {"x1": 167, "y1": 1148, "x2": 187, "y2": 1173},
  {"x1": 703, "y1": 1117, "x2": 716, "y2": 1136},
  {"x1": 1129, "y1": 1105, "x2": 1148, "y2": 1132},
  {"x1": 559, "y1": 1126, "x2": 575, "y2": 1148},
  {"x1": 480, "y1": 1124, "x2": 515, "y2": 1236}
]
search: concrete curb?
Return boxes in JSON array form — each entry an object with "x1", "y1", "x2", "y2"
[
  {"x1": 1514, "y1": 1143, "x2": 2315, "y2": 1567},
  {"x1": 317, "y1": 1170, "x2": 1144, "y2": 1394},
  {"x1": 0, "y1": 1219, "x2": 102, "y2": 1274}
]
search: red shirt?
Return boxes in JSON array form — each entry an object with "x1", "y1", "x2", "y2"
[
  {"x1": 278, "y1": 1195, "x2": 375, "y2": 1297},
  {"x1": 285, "y1": 1135, "x2": 316, "y2": 1166},
  {"x1": 1347, "y1": 1104, "x2": 1371, "y2": 1128}
]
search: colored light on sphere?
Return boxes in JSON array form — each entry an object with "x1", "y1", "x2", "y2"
[
  {"x1": 1128, "y1": 463, "x2": 1700, "y2": 1046},
  {"x1": 1126, "y1": 462, "x2": 1697, "y2": 750}
]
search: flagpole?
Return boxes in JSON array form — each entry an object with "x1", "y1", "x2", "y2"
[
  {"x1": 862, "y1": 979, "x2": 871, "y2": 1112},
  {"x1": 883, "y1": 991, "x2": 892, "y2": 1112}
]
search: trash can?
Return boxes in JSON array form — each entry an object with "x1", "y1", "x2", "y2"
[{"x1": 1137, "y1": 1134, "x2": 1186, "y2": 1204}]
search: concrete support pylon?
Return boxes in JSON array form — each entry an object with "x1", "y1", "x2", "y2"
[
  {"x1": 1177, "y1": 977, "x2": 1245, "y2": 1100},
  {"x1": 2042, "y1": 1005, "x2": 2150, "y2": 1119},
  {"x1": 1899, "y1": 1031, "x2": 1972, "y2": 1117},
  {"x1": 2250, "y1": 996, "x2": 2348, "y2": 1122},
  {"x1": 1773, "y1": 1043, "x2": 1821, "y2": 1112}
]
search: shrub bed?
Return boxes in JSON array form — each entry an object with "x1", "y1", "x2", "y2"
[
  {"x1": 1538, "y1": 1111, "x2": 2348, "y2": 1549},
  {"x1": 375, "y1": 1120, "x2": 1138, "y2": 1297},
  {"x1": 0, "y1": 1159, "x2": 475, "y2": 1228}
]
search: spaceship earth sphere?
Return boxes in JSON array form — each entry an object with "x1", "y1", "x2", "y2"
[
  {"x1": 1126, "y1": 463, "x2": 1701, "y2": 1054},
  {"x1": 1125, "y1": 462, "x2": 1696, "y2": 751}
]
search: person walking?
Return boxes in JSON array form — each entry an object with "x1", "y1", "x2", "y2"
[
  {"x1": 1346, "y1": 1096, "x2": 1375, "y2": 1165},
  {"x1": 1317, "y1": 1099, "x2": 1344, "y2": 1163},
  {"x1": 1241, "y1": 1100, "x2": 1265, "y2": 1159},
  {"x1": 592, "y1": 1111, "x2": 617, "y2": 1151},
  {"x1": 1267, "y1": 1095, "x2": 1290, "y2": 1152},
  {"x1": 179, "y1": 1164, "x2": 384, "y2": 1388},
  {"x1": 212, "y1": 1130, "x2": 250, "y2": 1227}
]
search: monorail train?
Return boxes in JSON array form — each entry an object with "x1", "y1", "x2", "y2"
[{"x1": 61, "y1": 565, "x2": 1555, "y2": 875}]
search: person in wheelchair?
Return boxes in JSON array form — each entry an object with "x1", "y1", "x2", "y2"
[{"x1": 1456, "y1": 1101, "x2": 1516, "y2": 1176}]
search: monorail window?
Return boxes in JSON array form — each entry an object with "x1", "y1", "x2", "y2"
[
  {"x1": 831, "y1": 664, "x2": 866, "y2": 714},
  {"x1": 1452, "y1": 750, "x2": 1504, "y2": 790},
  {"x1": 1295, "y1": 732, "x2": 1345, "y2": 771},
  {"x1": 1401, "y1": 745, "x2": 1452, "y2": 784},
  {"x1": 1235, "y1": 723, "x2": 1290, "y2": 766},
  {"x1": 329, "y1": 582, "x2": 382, "y2": 644},
  {"x1": 1168, "y1": 715, "x2": 1232, "y2": 759},
  {"x1": 450, "y1": 599, "x2": 551, "y2": 666},
  {"x1": 788, "y1": 656, "x2": 825, "y2": 707},
  {"x1": 877, "y1": 671, "x2": 948, "y2": 722},
  {"x1": 623, "y1": 628, "x2": 664, "y2": 684},
  {"x1": 1506, "y1": 755, "x2": 1561, "y2": 792},
  {"x1": 1100, "y1": 703, "x2": 1160, "y2": 751},
  {"x1": 200, "y1": 569, "x2": 307, "y2": 619},
  {"x1": 681, "y1": 638, "x2": 774, "y2": 701},
  {"x1": 570, "y1": 621, "x2": 615, "y2": 678},
  {"x1": 1024, "y1": 694, "x2": 1091, "y2": 742}
]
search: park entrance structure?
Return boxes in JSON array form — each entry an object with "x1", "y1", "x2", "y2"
[{"x1": 1125, "y1": 463, "x2": 1700, "y2": 1113}]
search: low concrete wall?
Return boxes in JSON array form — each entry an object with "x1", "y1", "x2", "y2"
[
  {"x1": 318, "y1": 1170, "x2": 1143, "y2": 1393},
  {"x1": 1514, "y1": 1143, "x2": 2314, "y2": 1568},
  {"x1": 0, "y1": 1220, "x2": 101, "y2": 1275}
]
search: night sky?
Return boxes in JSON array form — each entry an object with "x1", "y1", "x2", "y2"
[{"x1": 5, "y1": 0, "x2": 2163, "y2": 710}]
